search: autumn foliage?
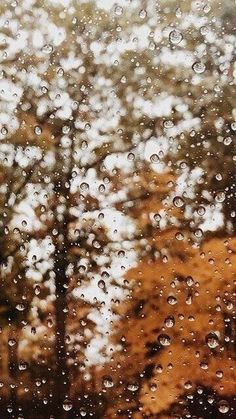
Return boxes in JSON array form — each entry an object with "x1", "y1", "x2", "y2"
[{"x1": 102, "y1": 233, "x2": 235, "y2": 417}]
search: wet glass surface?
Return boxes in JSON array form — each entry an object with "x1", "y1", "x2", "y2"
[{"x1": 0, "y1": 1, "x2": 235, "y2": 418}]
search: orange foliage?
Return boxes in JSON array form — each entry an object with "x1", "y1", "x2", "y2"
[{"x1": 102, "y1": 233, "x2": 236, "y2": 417}]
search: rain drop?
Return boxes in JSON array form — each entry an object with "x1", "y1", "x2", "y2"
[
  {"x1": 102, "y1": 375, "x2": 114, "y2": 388},
  {"x1": 205, "y1": 332, "x2": 219, "y2": 349},
  {"x1": 192, "y1": 61, "x2": 206, "y2": 74},
  {"x1": 139, "y1": 9, "x2": 147, "y2": 19},
  {"x1": 63, "y1": 399, "x2": 73, "y2": 411},
  {"x1": 173, "y1": 196, "x2": 185, "y2": 208},
  {"x1": 42, "y1": 44, "x2": 53, "y2": 54},
  {"x1": 127, "y1": 383, "x2": 139, "y2": 392},
  {"x1": 218, "y1": 400, "x2": 230, "y2": 414},
  {"x1": 169, "y1": 29, "x2": 183, "y2": 45},
  {"x1": 114, "y1": 5, "x2": 123, "y2": 16},
  {"x1": 215, "y1": 191, "x2": 225, "y2": 203},
  {"x1": 34, "y1": 125, "x2": 42, "y2": 135},
  {"x1": 158, "y1": 334, "x2": 171, "y2": 346}
]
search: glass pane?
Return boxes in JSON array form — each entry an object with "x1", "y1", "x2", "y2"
[{"x1": 0, "y1": 0, "x2": 235, "y2": 417}]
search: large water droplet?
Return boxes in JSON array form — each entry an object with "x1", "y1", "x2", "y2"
[
  {"x1": 42, "y1": 44, "x2": 53, "y2": 54},
  {"x1": 115, "y1": 5, "x2": 123, "y2": 16},
  {"x1": 158, "y1": 334, "x2": 171, "y2": 346},
  {"x1": 102, "y1": 375, "x2": 114, "y2": 388},
  {"x1": 34, "y1": 125, "x2": 42, "y2": 135},
  {"x1": 205, "y1": 332, "x2": 219, "y2": 349},
  {"x1": 127, "y1": 383, "x2": 139, "y2": 391},
  {"x1": 139, "y1": 9, "x2": 147, "y2": 19},
  {"x1": 173, "y1": 196, "x2": 185, "y2": 208},
  {"x1": 192, "y1": 61, "x2": 206, "y2": 74},
  {"x1": 63, "y1": 399, "x2": 73, "y2": 411},
  {"x1": 218, "y1": 400, "x2": 230, "y2": 414},
  {"x1": 169, "y1": 29, "x2": 183, "y2": 45}
]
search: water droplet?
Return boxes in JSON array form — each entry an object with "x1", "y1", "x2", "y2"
[
  {"x1": 163, "y1": 120, "x2": 174, "y2": 129},
  {"x1": 216, "y1": 370, "x2": 223, "y2": 378},
  {"x1": 192, "y1": 61, "x2": 206, "y2": 74},
  {"x1": 173, "y1": 196, "x2": 185, "y2": 208},
  {"x1": 42, "y1": 44, "x2": 53, "y2": 54},
  {"x1": 164, "y1": 316, "x2": 175, "y2": 328},
  {"x1": 72, "y1": 101, "x2": 79, "y2": 110},
  {"x1": 63, "y1": 399, "x2": 73, "y2": 411},
  {"x1": 85, "y1": 123, "x2": 91, "y2": 131},
  {"x1": 197, "y1": 206, "x2": 206, "y2": 216},
  {"x1": 19, "y1": 361, "x2": 28, "y2": 371},
  {"x1": 81, "y1": 141, "x2": 88, "y2": 150},
  {"x1": 92, "y1": 240, "x2": 101, "y2": 249},
  {"x1": 62, "y1": 125, "x2": 70, "y2": 134},
  {"x1": 167, "y1": 295, "x2": 177, "y2": 305},
  {"x1": 98, "y1": 280, "x2": 105, "y2": 290},
  {"x1": 80, "y1": 182, "x2": 89, "y2": 191},
  {"x1": 139, "y1": 9, "x2": 147, "y2": 19},
  {"x1": 155, "y1": 364, "x2": 163, "y2": 374},
  {"x1": 150, "y1": 383, "x2": 157, "y2": 391},
  {"x1": 175, "y1": 232, "x2": 184, "y2": 241},
  {"x1": 114, "y1": 5, "x2": 123, "y2": 16},
  {"x1": 127, "y1": 152, "x2": 135, "y2": 161},
  {"x1": 150, "y1": 154, "x2": 159, "y2": 163},
  {"x1": 158, "y1": 334, "x2": 171, "y2": 346},
  {"x1": 169, "y1": 29, "x2": 183, "y2": 45},
  {"x1": 34, "y1": 125, "x2": 42, "y2": 135},
  {"x1": 102, "y1": 375, "x2": 114, "y2": 388},
  {"x1": 154, "y1": 213, "x2": 161, "y2": 222},
  {"x1": 186, "y1": 276, "x2": 194, "y2": 286},
  {"x1": 80, "y1": 407, "x2": 87, "y2": 417},
  {"x1": 200, "y1": 361, "x2": 208, "y2": 370},
  {"x1": 57, "y1": 67, "x2": 64, "y2": 77},
  {"x1": 149, "y1": 41, "x2": 156, "y2": 51},
  {"x1": 118, "y1": 250, "x2": 125, "y2": 258},
  {"x1": 205, "y1": 332, "x2": 219, "y2": 349},
  {"x1": 16, "y1": 303, "x2": 25, "y2": 311},
  {"x1": 184, "y1": 381, "x2": 192, "y2": 389},
  {"x1": 215, "y1": 191, "x2": 225, "y2": 203},
  {"x1": 231, "y1": 122, "x2": 236, "y2": 131},
  {"x1": 8, "y1": 339, "x2": 16, "y2": 347},
  {"x1": 200, "y1": 26, "x2": 209, "y2": 35},
  {"x1": 194, "y1": 228, "x2": 203, "y2": 238},
  {"x1": 218, "y1": 400, "x2": 230, "y2": 414},
  {"x1": 98, "y1": 184, "x2": 105, "y2": 193},
  {"x1": 34, "y1": 285, "x2": 41, "y2": 295},
  {"x1": 41, "y1": 86, "x2": 48, "y2": 94},
  {"x1": 207, "y1": 395, "x2": 214, "y2": 404},
  {"x1": 127, "y1": 383, "x2": 139, "y2": 391},
  {"x1": 47, "y1": 318, "x2": 53, "y2": 328},
  {"x1": 224, "y1": 136, "x2": 232, "y2": 146},
  {"x1": 1, "y1": 126, "x2": 8, "y2": 135},
  {"x1": 216, "y1": 173, "x2": 222, "y2": 181}
]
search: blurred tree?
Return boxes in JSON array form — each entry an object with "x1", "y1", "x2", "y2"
[
  {"x1": 101, "y1": 231, "x2": 235, "y2": 418},
  {"x1": 0, "y1": 153, "x2": 36, "y2": 413}
]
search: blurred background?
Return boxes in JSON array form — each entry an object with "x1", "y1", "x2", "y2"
[{"x1": 0, "y1": 0, "x2": 235, "y2": 417}]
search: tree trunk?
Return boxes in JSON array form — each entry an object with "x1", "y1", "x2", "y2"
[
  {"x1": 53, "y1": 248, "x2": 70, "y2": 417},
  {"x1": 52, "y1": 137, "x2": 74, "y2": 417},
  {"x1": 55, "y1": 285, "x2": 69, "y2": 394},
  {"x1": 8, "y1": 327, "x2": 18, "y2": 415}
]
